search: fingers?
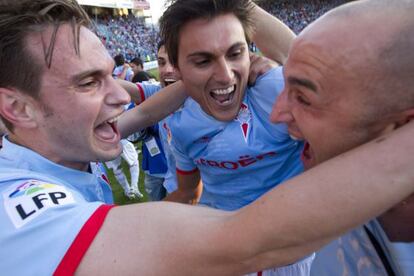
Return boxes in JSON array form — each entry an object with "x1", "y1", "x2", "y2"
[{"x1": 248, "y1": 53, "x2": 279, "y2": 86}]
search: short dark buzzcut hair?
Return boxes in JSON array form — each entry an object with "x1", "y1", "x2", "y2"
[
  {"x1": 114, "y1": 54, "x2": 126, "y2": 67},
  {"x1": 130, "y1": 57, "x2": 143, "y2": 67},
  {"x1": 159, "y1": 0, "x2": 255, "y2": 67},
  {"x1": 0, "y1": 0, "x2": 91, "y2": 130}
]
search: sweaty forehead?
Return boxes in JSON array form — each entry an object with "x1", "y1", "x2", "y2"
[
  {"x1": 26, "y1": 24, "x2": 111, "y2": 70},
  {"x1": 178, "y1": 14, "x2": 246, "y2": 52}
]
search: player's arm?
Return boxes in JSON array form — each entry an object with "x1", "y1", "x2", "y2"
[
  {"x1": 77, "y1": 122, "x2": 414, "y2": 275},
  {"x1": 163, "y1": 169, "x2": 203, "y2": 204},
  {"x1": 118, "y1": 81, "x2": 187, "y2": 138},
  {"x1": 251, "y1": 2, "x2": 296, "y2": 64},
  {"x1": 117, "y1": 79, "x2": 144, "y2": 104},
  {"x1": 248, "y1": 53, "x2": 279, "y2": 85}
]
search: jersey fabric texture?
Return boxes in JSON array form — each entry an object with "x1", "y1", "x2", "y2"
[
  {"x1": 0, "y1": 136, "x2": 114, "y2": 275},
  {"x1": 137, "y1": 81, "x2": 178, "y2": 193},
  {"x1": 311, "y1": 220, "x2": 414, "y2": 276},
  {"x1": 169, "y1": 66, "x2": 304, "y2": 211}
]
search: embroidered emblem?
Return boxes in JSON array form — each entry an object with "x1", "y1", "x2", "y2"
[
  {"x1": 163, "y1": 122, "x2": 172, "y2": 144},
  {"x1": 235, "y1": 102, "x2": 251, "y2": 142}
]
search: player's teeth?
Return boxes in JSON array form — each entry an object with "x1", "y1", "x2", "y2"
[
  {"x1": 212, "y1": 86, "x2": 234, "y2": 95},
  {"x1": 107, "y1": 115, "x2": 120, "y2": 124}
]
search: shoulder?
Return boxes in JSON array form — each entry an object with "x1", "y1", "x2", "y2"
[
  {"x1": 0, "y1": 173, "x2": 103, "y2": 228},
  {"x1": 169, "y1": 98, "x2": 217, "y2": 133},
  {"x1": 250, "y1": 66, "x2": 284, "y2": 94},
  {"x1": 0, "y1": 173, "x2": 109, "y2": 275},
  {"x1": 245, "y1": 66, "x2": 284, "y2": 108}
]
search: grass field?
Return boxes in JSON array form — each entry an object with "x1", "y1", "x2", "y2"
[
  {"x1": 105, "y1": 142, "x2": 149, "y2": 205},
  {"x1": 147, "y1": 68, "x2": 159, "y2": 81},
  {"x1": 107, "y1": 69, "x2": 159, "y2": 205}
]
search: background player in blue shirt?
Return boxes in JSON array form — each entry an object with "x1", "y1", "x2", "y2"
[{"x1": 134, "y1": 41, "x2": 181, "y2": 200}]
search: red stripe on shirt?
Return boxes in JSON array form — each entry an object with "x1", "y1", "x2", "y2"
[
  {"x1": 176, "y1": 167, "x2": 199, "y2": 175},
  {"x1": 54, "y1": 204, "x2": 115, "y2": 276},
  {"x1": 136, "y1": 83, "x2": 146, "y2": 104}
]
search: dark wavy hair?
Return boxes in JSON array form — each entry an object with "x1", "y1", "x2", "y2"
[{"x1": 159, "y1": 0, "x2": 255, "y2": 67}]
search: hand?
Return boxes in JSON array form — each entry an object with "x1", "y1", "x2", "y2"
[{"x1": 248, "y1": 53, "x2": 279, "y2": 86}]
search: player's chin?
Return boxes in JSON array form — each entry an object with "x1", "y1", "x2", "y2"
[
  {"x1": 208, "y1": 110, "x2": 237, "y2": 122},
  {"x1": 94, "y1": 144, "x2": 122, "y2": 162},
  {"x1": 206, "y1": 97, "x2": 242, "y2": 121}
]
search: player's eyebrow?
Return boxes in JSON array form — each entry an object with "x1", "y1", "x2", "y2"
[
  {"x1": 186, "y1": 42, "x2": 246, "y2": 59},
  {"x1": 71, "y1": 69, "x2": 105, "y2": 83},
  {"x1": 287, "y1": 76, "x2": 318, "y2": 93}
]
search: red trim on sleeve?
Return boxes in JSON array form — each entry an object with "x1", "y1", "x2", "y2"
[
  {"x1": 176, "y1": 167, "x2": 199, "y2": 175},
  {"x1": 54, "y1": 204, "x2": 115, "y2": 276},
  {"x1": 136, "y1": 83, "x2": 146, "y2": 104}
]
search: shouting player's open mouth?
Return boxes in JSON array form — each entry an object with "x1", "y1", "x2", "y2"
[
  {"x1": 210, "y1": 85, "x2": 236, "y2": 106},
  {"x1": 163, "y1": 78, "x2": 177, "y2": 87},
  {"x1": 94, "y1": 114, "x2": 121, "y2": 144},
  {"x1": 301, "y1": 141, "x2": 315, "y2": 169}
]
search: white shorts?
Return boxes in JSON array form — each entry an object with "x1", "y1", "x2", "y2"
[{"x1": 120, "y1": 139, "x2": 138, "y2": 166}]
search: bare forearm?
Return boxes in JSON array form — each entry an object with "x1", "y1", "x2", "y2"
[
  {"x1": 118, "y1": 81, "x2": 187, "y2": 138},
  {"x1": 138, "y1": 81, "x2": 186, "y2": 123},
  {"x1": 251, "y1": 3, "x2": 295, "y2": 64},
  {"x1": 117, "y1": 79, "x2": 143, "y2": 104},
  {"x1": 78, "y1": 123, "x2": 414, "y2": 275},
  {"x1": 231, "y1": 122, "x2": 414, "y2": 264}
]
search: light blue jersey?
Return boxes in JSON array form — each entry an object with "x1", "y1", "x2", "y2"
[
  {"x1": 169, "y1": 67, "x2": 304, "y2": 211},
  {"x1": 311, "y1": 220, "x2": 414, "y2": 276},
  {"x1": 137, "y1": 82, "x2": 178, "y2": 193},
  {"x1": 0, "y1": 137, "x2": 114, "y2": 275}
]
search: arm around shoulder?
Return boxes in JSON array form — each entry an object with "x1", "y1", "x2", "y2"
[
  {"x1": 251, "y1": 3, "x2": 296, "y2": 64},
  {"x1": 77, "y1": 122, "x2": 414, "y2": 275},
  {"x1": 118, "y1": 81, "x2": 187, "y2": 138}
]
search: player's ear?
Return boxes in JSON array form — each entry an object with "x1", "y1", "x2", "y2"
[{"x1": 0, "y1": 88, "x2": 38, "y2": 129}]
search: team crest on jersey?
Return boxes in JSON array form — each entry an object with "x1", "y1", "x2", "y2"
[
  {"x1": 163, "y1": 122, "x2": 172, "y2": 145},
  {"x1": 90, "y1": 162, "x2": 110, "y2": 184},
  {"x1": 4, "y1": 180, "x2": 75, "y2": 229},
  {"x1": 235, "y1": 102, "x2": 251, "y2": 142}
]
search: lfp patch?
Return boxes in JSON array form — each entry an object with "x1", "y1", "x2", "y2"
[{"x1": 4, "y1": 179, "x2": 75, "y2": 228}]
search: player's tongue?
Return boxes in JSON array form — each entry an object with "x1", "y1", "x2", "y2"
[
  {"x1": 95, "y1": 121, "x2": 117, "y2": 140},
  {"x1": 211, "y1": 86, "x2": 234, "y2": 104},
  {"x1": 212, "y1": 93, "x2": 231, "y2": 103}
]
